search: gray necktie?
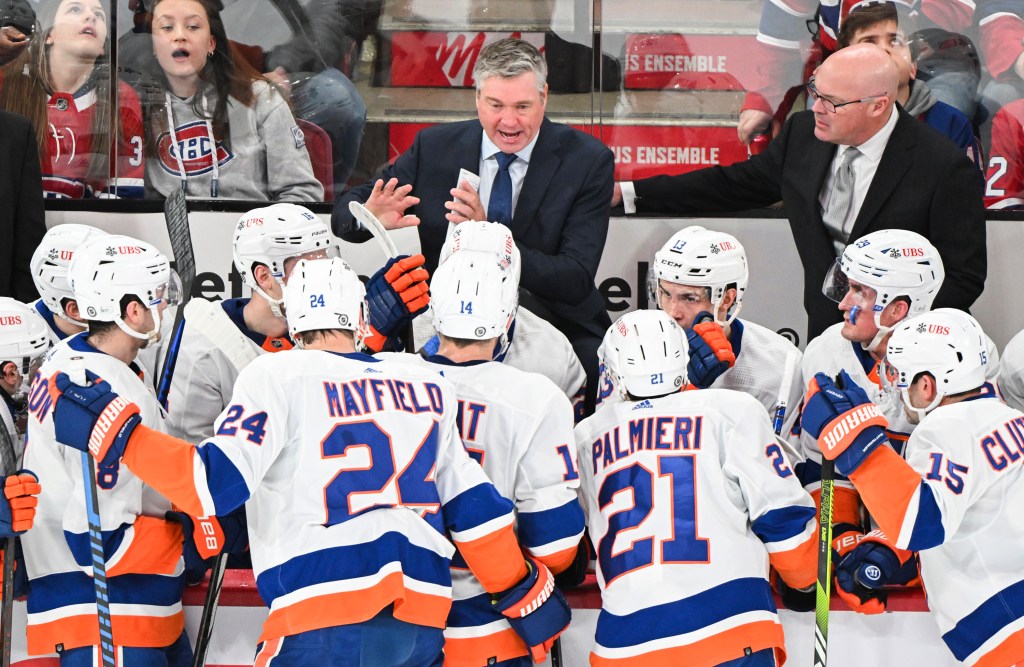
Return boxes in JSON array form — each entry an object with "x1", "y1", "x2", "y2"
[{"x1": 823, "y1": 147, "x2": 861, "y2": 256}]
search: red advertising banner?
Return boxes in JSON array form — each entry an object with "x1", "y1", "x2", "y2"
[
  {"x1": 390, "y1": 31, "x2": 546, "y2": 87},
  {"x1": 624, "y1": 33, "x2": 761, "y2": 91},
  {"x1": 389, "y1": 123, "x2": 749, "y2": 180}
]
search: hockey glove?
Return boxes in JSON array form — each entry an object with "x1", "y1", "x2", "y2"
[
  {"x1": 833, "y1": 528, "x2": 915, "y2": 614},
  {"x1": 50, "y1": 370, "x2": 142, "y2": 467},
  {"x1": 0, "y1": 471, "x2": 40, "y2": 536},
  {"x1": 771, "y1": 569, "x2": 815, "y2": 612},
  {"x1": 802, "y1": 371, "x2": 889, "y2": 475},
  {"x1": 492, "y1": 553, "x2": 571, "y2": 663},
  {"x1": 364, "y1": 255, "x2": 430, "y2": 353},
  {"x1": 685, "y1": 312, "x2": 736, "y2": 389}
]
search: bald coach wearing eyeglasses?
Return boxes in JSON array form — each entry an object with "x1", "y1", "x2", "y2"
[{"x1": 613, "y1": 43, "x2": 985, "y2": 340}]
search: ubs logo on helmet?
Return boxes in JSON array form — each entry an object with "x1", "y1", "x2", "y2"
[
  {"x1": 157, "y1": 121, "x2": 234, "y2": 177},
  {"x1": 0, "y1": 315, "x2": 23, "y2": 326},
  {"x1": 902, "y1": 247, "x2": 925, "y2": 257}
]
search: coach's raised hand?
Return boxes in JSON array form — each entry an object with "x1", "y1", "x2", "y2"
[{"x1": 364, "y1": 177, "x2": 421, "y2": 230}]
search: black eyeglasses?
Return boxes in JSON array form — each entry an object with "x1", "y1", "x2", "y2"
[{"x1": 806, "y1": 79, "x2": 886, "y2": 113}]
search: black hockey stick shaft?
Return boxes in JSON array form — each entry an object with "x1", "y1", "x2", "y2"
[
  {"x1": 813, "y1": 374, "x2": 843, "y2": 667},
  {"x1": 0, "y1": 421, "x2": 18, "y2": 667},
  {"x1": 191, "y1": 552, "x2": 228, "y2": 667},
  {"x1": 157, "y1": 188, "x2": 197, "y2": 402}
]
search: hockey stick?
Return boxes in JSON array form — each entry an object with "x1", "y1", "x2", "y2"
[
  {"x1": 0, "y1": 417, "x2": 19, "y2": 667},
  {"x1": 772, "y1": 351, "x2": 803, "y2": 466},
  {"x1": 182, "y1": 298, "x2": 258, "y2": 667},
  {"x1": 813, "y1": 374, "x2": 841, "y2": 667},
  {"x1": 348, "y1": 201, "x2": 415, "y2": 353},
  {"x1": 156, "y1": 188, "x2": 197, "y2": 405},
  {"x1": 67, "y1": 356, "x2": 117, "y2": 667}
]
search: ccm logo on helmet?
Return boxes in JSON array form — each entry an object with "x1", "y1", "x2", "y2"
[
  {"x1": 0, "y1": 315, "x2": 23, "y2": 326},
  {"x1": 821, "y1": 404, "x2": 884, "y2": 453}
]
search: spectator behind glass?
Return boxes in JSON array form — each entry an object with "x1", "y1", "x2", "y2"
[
  {"x1": 0, "y1": 0, "x2": 145, "y2": 198},
  {"x1": 837, "y1": 2, "x2": 984, "y2": 176},
  {"x1": 141, "y1": 0, "x2": 323, "y2": 201}
]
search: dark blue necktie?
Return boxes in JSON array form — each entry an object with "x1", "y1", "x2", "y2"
[{"x1": 487, "y1": 152, "x2": 518, "y2": 225}]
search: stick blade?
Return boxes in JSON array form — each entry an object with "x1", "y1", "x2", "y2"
[{"x1": 349, "y1": 201, "x2": 399, "y2": 257}]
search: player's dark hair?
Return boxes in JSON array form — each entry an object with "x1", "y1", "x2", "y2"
[
  {"x1": 438, "y1": 334, "x2": 493, "y2": 349},
  {"x1": 296, "y1": 328, "x2": 354, "y2": 347},
  {"x1": 910, "y1": 370, "x2": 982, "y2": 398},
  {"x1": 838, "y1": 2, "x2": 899, "y2": 50}
]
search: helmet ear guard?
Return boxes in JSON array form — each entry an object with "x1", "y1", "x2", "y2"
[
  {"x1": 0, "y1": 297, "x2": 50, "y2": 398},
  {"x1": 885, "y1": 308, "x2": 988, "y2": 421},
  {"x1": 600, "y1": 310, "x2": 689, "y2": 400},
  {"x1": 649, "y1": 226, "x2": 748, "y2": 325}
]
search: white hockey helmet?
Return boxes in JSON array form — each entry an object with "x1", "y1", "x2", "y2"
[
  {"x1": 430, "y1": 246, "x2": 519, "y2": 356},
  {"x1": 648, "y1": 226, "x2": 749, "y2": 325},
  {"x1": 0, "y1": 298, "x2": 50, "y2": 397},
  {"x1": 601, "y1": 310, "x2": 689, "y2": 400},
  {"x1": 823, "y1": 229, "x2": 945, "y2": 351},
  {"x1": 30, "y1": 224, "x2": 108, "y2": 325},
  {"x1": 885, "y1": 308, "x2": 987, "y2": 421},
  {"x1": 232, "y1": 203, "x2": 339, "y2": 317},
  {"x1": 439, "y1": 220, "x2": 521, "y2": 277},
  {"x1": 68, "y1": 235, "x2": 182, "y2": 343},
  {"x1": 283, "y1": 257, "x2": 367, "y2": 346}
]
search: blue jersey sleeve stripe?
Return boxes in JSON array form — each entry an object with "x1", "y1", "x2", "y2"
[
  {"x1": 254, "y1": 531, "x2": 452, "y2": 605},
  {"x1": 196, "y1": 442, "x2": 252, "y2": 515},
  {"x1": 595, "y1": 577, "x2": 776, "y2": 649},
  {"x1": 442, "y1": 483, "x2": 515, "y2": 535},
  {"x1": 517, "y1": 499, "x2": 586, "y2": 549},
  {"x1": 27, "y1": 569, "x2": 185, "y2": 613},
  {"x1": 942, "y1": 578, "x2": 1024, "y2": 661},
  {"x1": 907, "y1": 483, "x2": 946, "y2": 551},
  {"x1": 751, "y1": 505, "x2": 816, "y2": 544},
  {"x1": 63, "y1": 523, "x2": 129, "y2": 568}
]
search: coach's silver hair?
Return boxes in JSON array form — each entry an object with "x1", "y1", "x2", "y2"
[{"x1": 473, "y1": 38, "x2": 547, "y2": 92}]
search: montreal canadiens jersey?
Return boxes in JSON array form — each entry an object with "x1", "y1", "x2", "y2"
[
  {"x1": 575, "y1": 389, "x2": 817, "y2": 666},
  {"x1": 155, "y1": 349, "x2": 525, "y2": 643},
  {"x1": 414, "y1": 307, "x2": 587, "y2": 418},
  {"x1": 382, "y1": 352, "x2": 585, "y2": 666},
  {"x1": 160, "y1": 297, "x2": 292, "y2": 441},
  {"x1": 984, "y1": 98, "x2": 1024, "y2": 210},
  {"x1": 21, "y1": 334, "x2": 183, "y2": 655},
  {"x1": 853, "y1": 396, "x2": 1024, "y2": 666},
  {"x1": 43, "y1": 80, "x2": 144, "y2": 199}
]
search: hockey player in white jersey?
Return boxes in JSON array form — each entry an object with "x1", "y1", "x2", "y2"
[
  {"x1": 413, "y1": 221, "x2": 587, "y2": 418},
  {"x1": 803, "y1": 309, "x2": 1024, "y2": 667},
  {"x1": 384, "y1": 235, "x2": 585, "y2": 666},
  {"x1": 28, "y1": 224, "x2": 109, "y2": 346},
  {"x1": 0, "y1": 298, "x2": 45, "y2": 597},
  {"x1": 47, "y1": 256, "x2": 572, "y2": 667},
  {"x1": 635, "y1": 226, "x2": 802, "y2": 440},
  {"x1": 575, "y1": 310, "x2": 816, "y2": 666},
  {"x1": 997, "y1": 329, "x2": 1024, "y2": 412},
  {"x1": 159, "y1": 202, "x2": 429, "y2": 441},
  {"x1": 21, "y1": 235, "x2": 202, "y2": 664},
  {"x1": 797, "y1": 228, "x2": 999, "y2": 614}
]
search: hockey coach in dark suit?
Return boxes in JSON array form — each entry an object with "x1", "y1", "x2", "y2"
[
  {"x1": 333, "y1": 37, "x2": 614, "y2": 410},
  {"x1": 614, "y1": 44, "x2": 986, "y2": 340}
]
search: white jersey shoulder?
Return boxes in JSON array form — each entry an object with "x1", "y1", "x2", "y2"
[{"x1": 999, "y1": 328, "x2": 1024, "y2": 411}]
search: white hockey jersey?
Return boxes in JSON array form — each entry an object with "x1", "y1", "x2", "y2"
[
  {"x1": 21, "y1": 333, "x2": 183, "y2": 655},
  {"x1": 126, "y1": 349, "x2": 531, "y2": 644},
  {"x1": 596, "y1": 319, "x2": 803, "y2": 442},
  {"x1": 414, "y1": 307, "x2": 587, "y2": 418},
  {"x1": 160, "y1": 297, "x2": 291, "y2": 440},
  {"x1": 575, "y1": 389, "x2": 817, "y2": 666},
  {"x1": 384, "y1": 352, "x2": 585, "y2": 665},
  {"x1": 847, "y1": 395, "x2": 1024, "y2": 666}
]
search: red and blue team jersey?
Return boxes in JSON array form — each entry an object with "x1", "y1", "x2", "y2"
[
  {"x1": 985, "y1": 98, "x2": 1024, "y2": 210},
  {"x1": 44, "y1": 79, "x2": 144, "y2": 199},
  {"x1": 575, "y1": 389, "x2": 816, "y2": 666}
]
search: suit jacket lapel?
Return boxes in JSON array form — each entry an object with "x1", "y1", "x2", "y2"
[
  {"x1": 456, "y1": 124, "x2": 481, "y2": 180},
  {"x1": 512, "y1": 119, "x2": 560, "y2": 237},
  {"x1": 850, "y1": 108, "x2": 915, "y2": 239}
]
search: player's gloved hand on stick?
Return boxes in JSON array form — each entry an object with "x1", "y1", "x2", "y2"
[
  {"x1": 771, "y1": 570, "x2": 815, "y2": 612},
  {"x1": 832, "y1": 528, "x2": 913, "y2": 614},
  {"x1": 801, "y1": 370, "x2": 889, "y2": 475},
  {"x1": 492, "y1": 553, "x2": 571, "y2": 663},
  {"x1": 50, "y1": 370, "x2": 142, "y2": 466},
  {"x1": 0, "y1": 471, "x2": 40, "y2": 536},
  {"x1": 165, "y1": 511, "x2": 218, "y2": 585},
  {"x1": 364, "y1": 254, "x2": 430, "y2": 353},
  {"x1": 685, "y1": 311, "x2": 735, "y2": 389}
]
